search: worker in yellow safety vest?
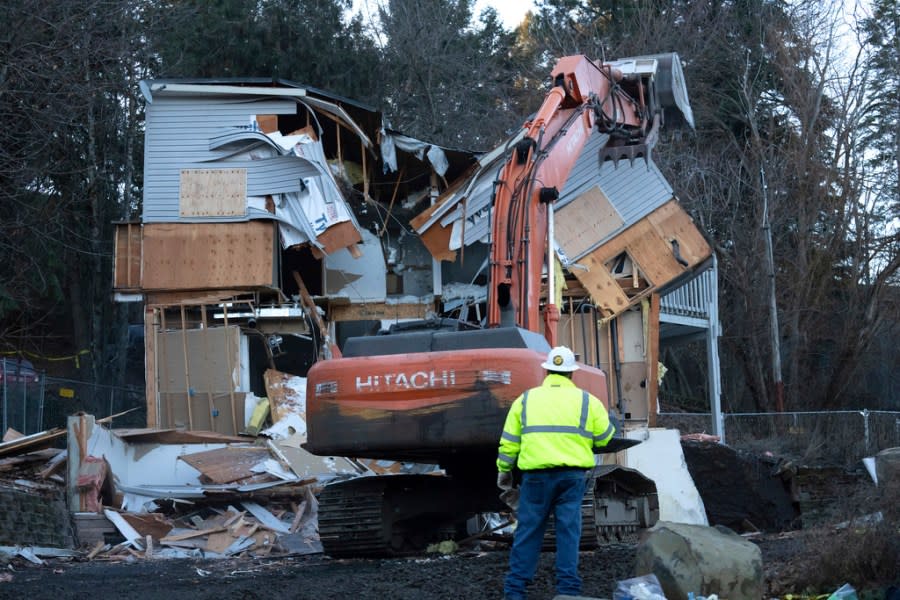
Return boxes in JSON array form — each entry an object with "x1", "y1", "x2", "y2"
[{"x1": 496, "y1": 345, "x2": 615, "y2": 600}]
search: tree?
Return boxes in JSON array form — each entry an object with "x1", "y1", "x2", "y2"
[
  {"x1": 0, "y1": 0, "x2": 147, "y2": 384},
  {"x1": 523, "y1": 0, "x2": 900, "y2": 411},
  {"x1": 147, "y1": 0, "x2": 383, "y2": 104},
  {"x1": 376, "y1": 0, "x2": 522, "y2": 149}
]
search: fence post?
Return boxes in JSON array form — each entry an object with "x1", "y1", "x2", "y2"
[
  {"x1": 38, "y1": 374, "x2": 46, "y2": 432},
  {"x1": 2, "y1": 366, "x2": 6, "y2": 434},
  {"x1": 22, "y1": 380, "x2": 28, "y2": 433},
  {"x1": 861, "y1": 409, "x2": 870, "y2": 455}
]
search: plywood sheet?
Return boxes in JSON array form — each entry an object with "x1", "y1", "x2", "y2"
[
  {"x1": 555, "y1": 186, "x2": 624, "y2": 260},
  {"x1": 308, "y1": 220, "x2": 362, "y2": 258},
  {"x1": 178, "y1": 446, "x2": 269, "y2": 483},
  {"x1": 158, "y1": 326, "x2": 240, "y2": 393},
  {"x1": 571, "y1": 257, "x2": 631, "y2": 317},
  {"x1": 141, "y1": 221, "x2": 276, "y2": 290},
  {"x1": 646, "y1": 200, "x2": 711, "y2": 267},
  {"x1": 180, "y1": 168, "x2": 247, "y2": 217},
  {"x1": 159, "y1": 392, "x2": 245, "y2": 435},
  {"x1": 113, "y1": 223, "x2": 142, "y2": 290},
  {"x1": 416, "y1": 223, "x2": 457, "y2": 262}
]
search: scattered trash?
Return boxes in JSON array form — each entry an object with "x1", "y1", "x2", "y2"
[
  {"x1": 425, "y1": 540, "x2": 458, "y2": 555},
  {"x1": 827, "y1": 583, "x2": 858, "y2": 600},
  {"x1": 613, "y1": 573, "x2": 667, "y2": 600}
]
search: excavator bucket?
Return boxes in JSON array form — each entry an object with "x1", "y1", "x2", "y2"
[
  {"x1": 649, "y1": 52, "x2": 694, "y2": 130},
  {"x1": 599, "y1": 53, "x2": 693, "y2": 165}
]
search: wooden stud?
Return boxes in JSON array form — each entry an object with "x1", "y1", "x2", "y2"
[
  {"x1": 145, "y1": 307, "x2": 159, "y2": 429},
  {"x1": 180, "y1": 305, "x2": 194, "y2": 430},
  {"x1": 159, "y1": 308, "x2": 172, "y2": 427},
  {"x1": 647, "y1": 294, "x2": 661, "y2": 427},
  {"x1": 568, "y1": 297, "x2": 576, "y2": 355},
  {"x1": 222, "y1": 304, "x2": 239, "y2": 433},
  {"x1": 379, "y1": 166, "x2": 405, "y2": 237},
  {"x1": 361, "y1": 138, "x2": 369, "y2": 201},
  {"x1": 201, "y1": 305, "x2": 215, "y2": 431}
]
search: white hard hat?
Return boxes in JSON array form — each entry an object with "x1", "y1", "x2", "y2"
[{"x1": 541, "y1": 346, "x2": 579, "y2": 372}]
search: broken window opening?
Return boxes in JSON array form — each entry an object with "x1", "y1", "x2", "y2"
[{"x1": 605, "y1": 251, "x2": 652, "y2": 298}]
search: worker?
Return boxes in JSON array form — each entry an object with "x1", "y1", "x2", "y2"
[{"x1": 496, "y1": 345, "x2": 616, "y2": 600}]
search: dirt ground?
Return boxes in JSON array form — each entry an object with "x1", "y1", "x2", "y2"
[
  {"x1": 0, "y1": 534, "x2": 822, "y2": 600},
  {"x1": 1, "y1": 452, "x2": 892, "y2": 599}
]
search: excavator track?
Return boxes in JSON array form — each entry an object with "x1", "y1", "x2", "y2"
[
  {"x1": 543, "y1": 467, "x2": 658, "y2": 548},
  {"x1": 318, "y1": 474, "x2": 492, "y2": 557},
  {"x1": 317, "y1": 477, "x2": 391, "y2": 557}
]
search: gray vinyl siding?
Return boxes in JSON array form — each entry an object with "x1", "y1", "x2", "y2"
[
  {"x1": 143, "y1": 96, "x2": 302, "y2": 222},
  {"x1": 555, "y1": 130, "x2": 673, "y2": 226}
]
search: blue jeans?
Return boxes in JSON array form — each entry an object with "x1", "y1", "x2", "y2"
[{"x1": 503, "y1": 469, "x2": 587, "y2": 600}]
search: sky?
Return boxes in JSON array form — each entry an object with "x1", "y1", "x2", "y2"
[
  {"x1": 351, "y1": 1, "x2": 536, "y2": 30},
  {"x1": 474, "y1": 0, "x2": 535, "y2": 28}
]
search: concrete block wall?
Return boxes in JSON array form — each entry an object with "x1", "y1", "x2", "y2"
[{"x1": 0, "y1": 485, "x2": 74, "y2": 548}]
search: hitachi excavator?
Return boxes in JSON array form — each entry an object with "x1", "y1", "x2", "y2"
[{"x1": 304, "y1": 53, "x2": 698, "y2": 556}]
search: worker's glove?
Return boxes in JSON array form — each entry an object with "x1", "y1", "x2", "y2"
[
  {"x1": 500, "y1": 487, "x2": 520, "y2": 513},
  {"x1": 497, "y1": 471, "x2": 519, "y2": 513}
]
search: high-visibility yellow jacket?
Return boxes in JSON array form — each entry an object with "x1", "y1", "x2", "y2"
[{"x1": 496, "y1": 373, "x2": 615, "y2": 472}]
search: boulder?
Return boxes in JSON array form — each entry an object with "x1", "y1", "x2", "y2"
[{"x1": 634, "y1": 521, "x2": 763, "y2": 600}]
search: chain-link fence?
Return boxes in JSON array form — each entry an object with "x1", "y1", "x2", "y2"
[
  {"x1": 1, "y1": 376, "x2": 146, "y2": 435},
  {"x1": 658, "y1": 410, "x2": 900, "y2": 466}
]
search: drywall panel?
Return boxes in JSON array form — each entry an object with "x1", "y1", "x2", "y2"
[
  {"x1": 323, "y1": 228, "x2": 386, "y2": 300},
  {"x1": 158, "y1": 326, "x2": 240, "y2": 393},
  {"x1": 141, "y1": 221, "x2": 276, "y2": 290},
  {"x1": 620, "y1": 428, "x2": 708, "y2": 525}
]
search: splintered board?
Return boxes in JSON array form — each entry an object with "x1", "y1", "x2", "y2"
[
  {"x1": 179, "y1": 168, "x2": 247, "y2": 217},
  {"x1": 555, "y1": 186, "x2": 625, "y2": 260},
  {"x1": 141, "y1": 221, "x2": 276, "y2": 290}
]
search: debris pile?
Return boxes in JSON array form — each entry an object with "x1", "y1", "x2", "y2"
[{"x1": 0, "y1": 370, "x2": 391, "y2": 562}]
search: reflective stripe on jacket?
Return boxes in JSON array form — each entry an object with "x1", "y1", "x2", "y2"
[{"x1": 497, "y1": 373, "x2": 615, "y2": 472}]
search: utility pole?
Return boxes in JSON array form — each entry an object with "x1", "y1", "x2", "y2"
[{"x1": 760, "y1": 167, "x2": 784, "y2": 412}]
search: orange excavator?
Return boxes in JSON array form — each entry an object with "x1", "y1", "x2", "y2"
[{"x1": 304, "y1": 53, "x2": 694, "y2": 556}]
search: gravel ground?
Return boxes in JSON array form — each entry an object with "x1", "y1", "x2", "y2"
[{"x1": 0, "y1": 537, "x2": 810, "y2": 600}]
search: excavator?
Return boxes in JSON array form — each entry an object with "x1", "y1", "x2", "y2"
[{"x1": 304, "y1": 53, "x2": 698, "y2": 556}]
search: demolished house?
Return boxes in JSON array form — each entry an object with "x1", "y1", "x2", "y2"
[{"x1": 0, "y1": 72, "x2": 728, "y2": 560}]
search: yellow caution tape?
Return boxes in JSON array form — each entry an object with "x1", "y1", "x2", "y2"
[{"x1": 1, "y1": 349, "x2": 91, "y2": 368}]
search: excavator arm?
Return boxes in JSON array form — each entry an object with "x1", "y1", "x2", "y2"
[
  {"x1": 488, "y1": 54, "x2": 675, "y2": 345},
  {"x1": 305, "y1": 53, "x2": 695, "y2": 556}
]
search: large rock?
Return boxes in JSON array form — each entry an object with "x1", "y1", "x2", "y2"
[{"x1": 634, "y1": 521, "x2": 763, "y2": 600}]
